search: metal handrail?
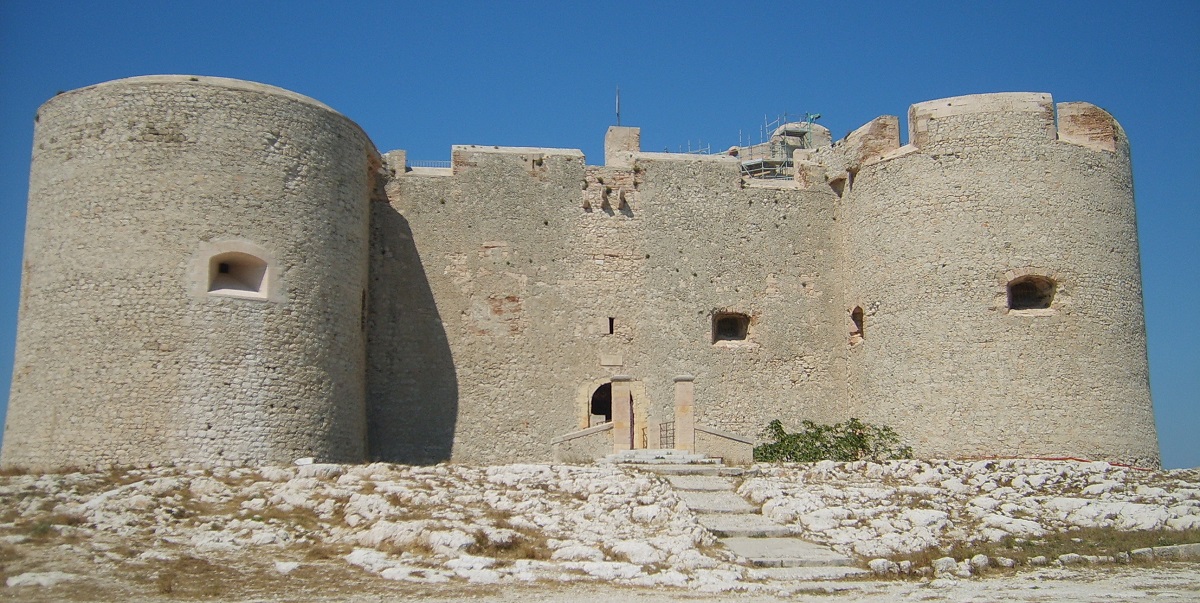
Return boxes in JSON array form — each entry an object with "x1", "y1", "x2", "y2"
[{"x1": 407, "y1": 160, "x2": 451, "y2": 168}]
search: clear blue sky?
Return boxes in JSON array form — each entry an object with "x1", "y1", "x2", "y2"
[{"x1": 1, "y1": 1, "x2": 1196, "y2": 468}]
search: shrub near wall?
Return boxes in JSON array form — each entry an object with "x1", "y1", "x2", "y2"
[{"x1": 754, "y1": 418, "x2": 913, "y2": 462}]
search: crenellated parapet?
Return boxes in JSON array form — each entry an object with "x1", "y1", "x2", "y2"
[
  {"x1": 800, "y1": 92, "x2": 1130, "y2": 199},
  {"x1": 1056, "y1": 101, "x2": 1127, "y2": 153}
]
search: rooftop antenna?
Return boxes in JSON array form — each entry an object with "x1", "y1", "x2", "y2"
[{"x1": 615, "y1": 85, "x2": 621, "y2": 126}]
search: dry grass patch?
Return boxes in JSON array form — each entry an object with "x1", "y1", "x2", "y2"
[
  {"x1": 244, "y1": 504, "x2": 324, "y2": 532},
  {"x1": 66, "y1": 466, "x2": 154, "y2": 496},
  {"x1": 149, "y1": 555, "x2": 233, "y2": 598},
  {"x1": 301, "y1": 540, "x2": 353, "y2": 561},
  {"x1": 386, "y1": 494, "x2": 437, "y2": 521},
  {"x1": 379, "y1": 536, "x2": 438, "y2": 558},
  {"x1": 886, "y1": 527, "x2": 1200, "y2": 574},
  {"x1": 0, "y1": 542, "x2": 23, "y2": 587},
  {"x1": 469, "y1": 525, "x2": 552, "y2": 561},
  {"x1": 21, "y1": 512, "x2": 86, "y2": 541},
  {"x1": 1010, "y1": 527, "x2": 1200, "y2": 561}
]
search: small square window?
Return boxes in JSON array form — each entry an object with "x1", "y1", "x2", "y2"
[
  {"x1": 712, "y1": 312, "x2": 750, "y2": 343},
  {"x1": 208, "y1": 252, "x2": 268, "y2": 300},
  {"x1": 1007, "y1": 276, "x2": 1056, "y2": 311}
]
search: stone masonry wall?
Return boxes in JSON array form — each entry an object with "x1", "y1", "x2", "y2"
[
  {"x1": 1, "y1": 77, "x2": 1159, "y2": 470},
  {"x1": 372, "y1": 146, "x2": 595, "y2": 463},
  {"x1": 1, "y1": 76, "x2": 374, "y2": 469},
  {"x1": 838, "y1": 93, "x2": 1158, "y2": 467},
  {"x1": 632, "y1": 155, "x2": 846, "y2": 438},
  {"x1": 373, "y1": 145, "x2": 847, "y2": 464}
]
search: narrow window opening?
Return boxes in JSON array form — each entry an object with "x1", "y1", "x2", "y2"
[
  {"x1": 850, "y1": 306, "x2": 865, "y2": 345},
  {"x1": 360, "y1": 289, "x2": 367, "y2": 331},
  {"x1": 829, "y1": 177, "x2": 846, "y2": 197},
  {"x1": 218, "y1": 262, "x2": 231, "y2": 274},
  {"x1": 608, "y1": 317, "x2": 615, "y2": 335},
  {"x1": 1007, "y1": 275, "x2": 1056, "y2": 311},
  {"x1": 712, "y1": 312, "x2": 750, "y2": 343}
]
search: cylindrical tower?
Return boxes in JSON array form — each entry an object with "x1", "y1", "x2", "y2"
[
  {"x1": 1, "y1": 76, "x2": 376, "y2": 469},
  {"x1": 839, "y1": 92, "x2": 1158, "y2": 467}
]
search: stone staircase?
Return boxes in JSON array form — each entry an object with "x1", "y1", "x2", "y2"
[
  {"x1": 599, "y1": 449, "x2": 731, "y2": 476},
  {"x1": 609, "y1": 450, "x2": 867, "y2": 580}
]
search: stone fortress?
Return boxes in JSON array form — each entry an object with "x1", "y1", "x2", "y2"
[{"x1": 0, "y1": 75, "x2": 1160, "y2": 471}]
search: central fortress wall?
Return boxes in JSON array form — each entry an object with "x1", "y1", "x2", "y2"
[{"x1": 372, "y1": 143, "x2": 847, "y2": 463}]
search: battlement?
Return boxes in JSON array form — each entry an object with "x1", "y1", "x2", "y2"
[
  {"x1": 391, "y1": 91, "x2": 1128, "y2": 200},
  {"x1": 809, "y1": 93, "x2": 1128, "y2": 183},
  {"x1": 904, "y1": 92, "x2": 1125, "y2": 154},
  {"x1": 908, "y1": 92, "x2": 1056, "y2": 148},
  {"x1": 1056, "y1": 101, "x2": 1125, "y2": 152}
]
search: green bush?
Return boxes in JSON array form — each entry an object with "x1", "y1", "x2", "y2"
[{"x1": 753, "y1": 418, "x2": 913, "y2": 462}]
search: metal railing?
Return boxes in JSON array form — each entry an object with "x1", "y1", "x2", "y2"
[
  {"x1": 739, "y1": 158, "x2": 795, "y2": 180},
  {"x1": 407, "y1": 160, "x2": 451, "y2": 169},
  {"x1": 659, "y1": 421, "x2": 675, "y2": 449}
]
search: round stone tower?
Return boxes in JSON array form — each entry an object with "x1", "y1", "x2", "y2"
[
  {"x1": 1, "y1": 76, "x2": 376, "y2": 469},
  {"x1": 839, "y1": 92, "x2": 1158, "y2": 467}
]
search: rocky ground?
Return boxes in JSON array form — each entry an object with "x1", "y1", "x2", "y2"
[{"x1": 1, "y1": 459, "x2": 1198, "y2": 601}]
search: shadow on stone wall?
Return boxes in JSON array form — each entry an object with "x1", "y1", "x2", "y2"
[{"x1": 366, "y1": 203, "x2": 458, "y2": 463}]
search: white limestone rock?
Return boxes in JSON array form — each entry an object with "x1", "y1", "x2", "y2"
[
  {"x1": 6, "y1": 571, "x2": 80, "y2": 588},
  {"x1": 570, "y1": 560, "x2": 645, "y2": 581},
  {"x1": 259, "y1": 466, "x2": 294, "y2": 482},
  {"x1": 426, "y1": 529, "x2": 476, "y2": 553},
  {"x1": 630, "y1": 503, "x2": 665, "y2": 524},
  {"x1": 274, "y1": 561, "x2": 300, "y2": 574},
  {"x1": 969, "y1": 554, "x2": 989, "y2": 571},
  {"x1": 690, "y1": 568, "x2": 746, "y2": 592},
  {"x1": 299, "y1": 463, "x2": 345, "y2": 480},
  {"x1": 611, "y1": 540, "x2": 665, "y2": 565},
  {"x1": 667, "y1": 548, "x2": 721, "y2": 570},
  {"x1": 551, "y1": 544, "x2": 605, "y2": 562},
  {"x1": 868, "y1": 558, "x2": 899, "y2": 575},
  {"x1": 931, "y1": 556, "x2": 958, "y2": 577},
  {"x1": 379, "y1": 565, "x2": 451, "y2": 583}
]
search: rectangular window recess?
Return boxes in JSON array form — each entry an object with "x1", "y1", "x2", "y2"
[{"x1": 608, "y1": 317, "x2": 615, "y2": 334}]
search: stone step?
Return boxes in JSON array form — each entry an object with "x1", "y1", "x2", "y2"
[
  {"x1": 748, "y1": 566, "x2": 870, "y2": 581},
  {"x1": 602, "y1": 449, "x2": 716, "y2": 464},
  {"x1": 678, "y1": 490, "x2": 757, "y2": 514},
  {"x1": 626, "y1": 464, "x2": 722, "y2": 476},
  {"x1": 666, "y1": 475, "x2": 735, "y2": 491},
  {"x1": 696, "y1": 513, "x2": 793, "y2": 538},
  {"x1": 611, "y1": 456, "x2": 715, "y2": 465},
  {"x1": 720, "y1": 537, "x2": 857, "y2": 568}
]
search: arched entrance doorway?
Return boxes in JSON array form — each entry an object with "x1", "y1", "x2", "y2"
[
  {"x1": 589, "y1": 383, "x2": 612, "y2": 425},
  {"x1": 576, "y1": 378, "x2": 649, "y2": 448},
  {"x1": 590, "y1": 380, "x2": 636, "y2": 450}
]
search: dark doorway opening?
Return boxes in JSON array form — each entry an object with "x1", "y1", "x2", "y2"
[{"x1": 590, "y1": 383, "x2": 612, "y2": 423}]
